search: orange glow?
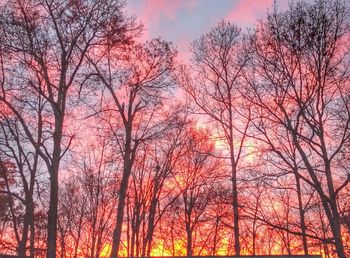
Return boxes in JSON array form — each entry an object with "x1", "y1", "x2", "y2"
[
  {"x1": 150, "y1": 245, "x2": 169, "y2": 256},
  {"x1": 99, "y1": 243, "x2": 111, "y2": 257},
  {"x1": 0, "y1": 1, "x2": 349, "y2": 258}
]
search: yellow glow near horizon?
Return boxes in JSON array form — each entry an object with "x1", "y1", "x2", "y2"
[{"x1": 99, "y1": 243, "x2": 111, "y2": 257}]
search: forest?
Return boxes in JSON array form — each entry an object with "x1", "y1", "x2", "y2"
[{"x1": 0, "y1": 0, "x2": 349, "y2": 257}]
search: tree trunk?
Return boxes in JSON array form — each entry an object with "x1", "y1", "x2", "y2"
[
  {"x1": 47, "y1": 163, "x2": 59, "y2": 258},
  {"x1": 329, "y1": 199, "x2": 346, "y2": 258},
  {"x1": 30, "y1": 215, "x2": 35, "y2": 258},
  {"x1": 47, "y1": 120, "x2": 63, "y2": 258},
  {"x1": 231, "y1": 166, "x2": 240, "y2": 256},
  {"x1": 18, "y1": 198, "x2": 34, "y2": 256},
  {"x1": 228, "y1": 99, "x2": 240, "y2": 256},
  {"x1": 186, "y1": 223, "x2": 192, "y2": 257},
  {"x1": 111, "y1": 129, "x2": 133, "y2": 258},
  {"x1": 212, "y1": 217, "x2": 220, "y2": 256},
  {"x1": 295, "y1": 172, "x2": 308, "y2": 255},
  {"x1": 111, "y1": 166, "x2": 131, "y2": 257},
  {"x1": 229, "y1": 136, "x2": 240, "y2": 256},
  {"x1": 143, "y1": 178, "x2": 160, "y2": 257}
]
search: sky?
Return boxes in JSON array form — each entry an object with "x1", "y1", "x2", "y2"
[{"x1": 125, "y1": 0, "x2": 289, "y2": 61}]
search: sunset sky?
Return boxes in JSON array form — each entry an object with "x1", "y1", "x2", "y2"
[
  {"x1": 126, "y1": 0, "x2": 288, "y2": 60},
  {"x1": 1, "y1": 1, "x2": 349, "y2": 257}
]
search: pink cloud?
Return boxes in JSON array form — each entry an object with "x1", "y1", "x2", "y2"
[
  {"x1": 176, "y1": 39, "x2": 192, "y2": 62},
  {"x1": 128, "y1": 0, "x2": 197, "y2": 41},
  {"x1": 226, "y1": 0, "x2": 273, "y2": 28},
  {"x1": 143, "y1": 0, "x2": 187, "y2": 20}
]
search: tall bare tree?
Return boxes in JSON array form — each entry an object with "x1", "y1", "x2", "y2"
[
  {"x1": 57, "y1": 136, "x2": 118, "y2": 258},
  {"x1": 173, "y1": 128, "x2": 222, "y2": 256},
  {"x1": 0, "y1": 110, "x2": 43, "y2": 257},
  {"x1": 0, "y1": 0, "x2": 138, "y2": 256},
  {"x1": 247, "y1": 1, "x2": 350, "y2": 257},
  {"x1": 178, "y1": 21, "x2": 252, "y2": 255},
  {"x1": 86, "y1": 38, "x2": 177, "y2": 257},
  {"x1": 125, "y1": 113, "x2": 189, "y2": 257}
]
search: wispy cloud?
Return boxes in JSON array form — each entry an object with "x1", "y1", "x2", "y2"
[
  {"x1": 225, "y1": 0, "x2": 274, "y2": 28},
  {"x1": 128, "y1": 0, "x2": 198, "y2": 40}
]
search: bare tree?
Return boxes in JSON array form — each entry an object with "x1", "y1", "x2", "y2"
[
  {"x1": 125, "y1": 113, "x2": 189, "y2": 257},
  {"x1": 178, "y1": 20, "x2": 252, "y2": 255},
  {"x1": 86, "y1": 37, "x2": 177, "y2": 257},
  {"x1": 0, "y1": 158, "x2": 17, "y2": 252},
  {"x1": 0, "y1": 0, "x2": 138, "y2": 256},
  {"x1": 0, "y1": 92, "x2": 45, "y2": 256},
  {"x1": 174, "y1": 129, "x2": 222, "y2": 257},
  {"x1": 247, "y1": 1, "x2": 350, "y2": 257},
  {"x1": 58, "y1": 139, "x2": 118, "y2": 258}
]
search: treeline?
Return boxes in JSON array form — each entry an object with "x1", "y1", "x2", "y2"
[{"x1": 0, "y1": 0, "x2": 349, "y2": 258}]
